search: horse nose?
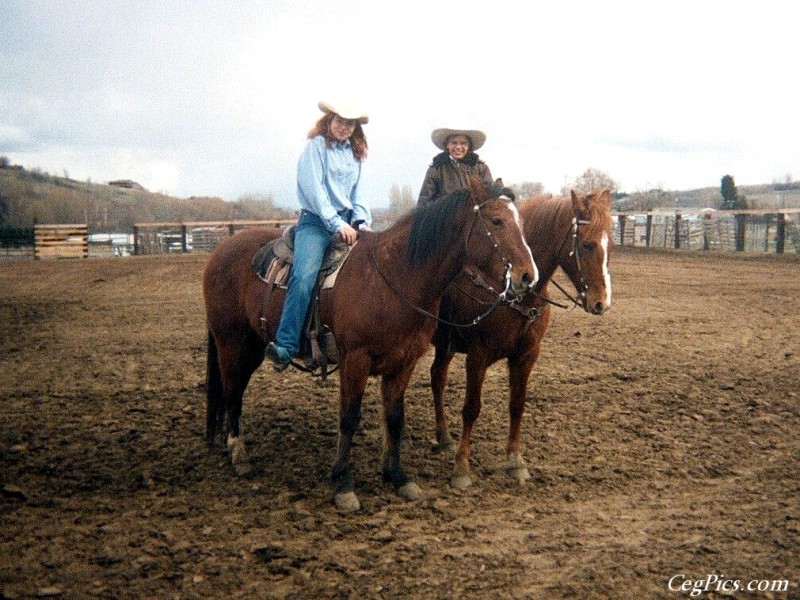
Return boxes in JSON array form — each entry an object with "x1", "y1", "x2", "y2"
[
  {"x1": 591, "y1": 301, "x2": 606, "y2": 315},
  {"x1": 522, "y1": 273, "x2": 534, "y2": 288},
  {"x1": 522, "y1": 270, "x2": 536, "y2": 291}
]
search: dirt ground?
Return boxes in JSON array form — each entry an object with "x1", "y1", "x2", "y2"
[{"x1": 1, "y1": 248, "x2": 798, "y2": 599}]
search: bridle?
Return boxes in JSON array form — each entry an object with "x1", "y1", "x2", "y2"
[
  {"x1": 372, "y1": 196, "x2": 528, "y2": 329},
  {"x1": 546, "y1": 217, "x2": 592, "y2": 310},
  {"x1": 449, "y1": 210, "x2": 592, "y2": 323}
]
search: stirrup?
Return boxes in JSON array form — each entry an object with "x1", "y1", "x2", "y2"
[{"x1": 265, "y1": 343, "x2": 291, "y2": 371}]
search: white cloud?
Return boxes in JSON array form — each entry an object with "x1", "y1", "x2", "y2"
[{"x1": 1, "y1": 0, "x2": 797, "y2": 205}]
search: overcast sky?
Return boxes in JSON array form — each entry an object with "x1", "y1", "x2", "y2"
[{"x1": 1, "y1": 1, "x2": 796, "y2": 207}]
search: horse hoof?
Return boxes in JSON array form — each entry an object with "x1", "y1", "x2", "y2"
[
  {"x1": 506, "y1": 454, "x2": 531, "y2": 483},
  {"x1": 432, "y1": 433, "x2": 455, "y2": 452},
  {"x1": 334, "y1": 492, "x2": 361, "y2": 513},
  {"x1": 227, "y1": 436, "x2": 251, "y2": 476},
  {"x1": 450, "y1": 473, "x2": 472, "y2": 489},
  {"x1": 508, "y1": 466, "x2": 531, "y2": 483},
  {"x1": 233, "y1": 461, "x2": 253, "y2": 477},
  {"x1": 397, "y1": 481, "x2": 422, "y2": 501}
]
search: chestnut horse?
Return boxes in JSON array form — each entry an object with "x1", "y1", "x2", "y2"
[
  {"x1": 429, "y1": 189, "x2": 613, "y2": 488},
  {"x1": 202, "y1": 178, "x2": 537, "y2": 512}
]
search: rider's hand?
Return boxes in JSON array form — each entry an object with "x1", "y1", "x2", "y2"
[{"x1": 338, "y1": 223, "x2": 358, "y2": 245}]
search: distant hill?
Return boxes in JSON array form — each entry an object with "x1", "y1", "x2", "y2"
[
  {"x1": 2, "y1": 159, "x2": 798, "y2": 232},
  {"x1": 613, "y1": 182, "x2": 800, "y2": 212},
  {"x1": 676, "y1": 183, "x2": 800, "y2": 210},
  {"x1": 0, "y1": 161, "x2": 294, "y2": 231}
]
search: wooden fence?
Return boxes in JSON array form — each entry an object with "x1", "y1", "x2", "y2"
[
  {"x1": 34, "y1": 224, "x2": 88, "y2": 260},
  {"x1": 613, "y1": 208, "x2": 800, "y2": 254},
  {"x1": 132, "y1": 219, "x2": 295, "y2": 255},
  {"x1": 27, "y1": 210, "x2": 800, "y2": 260}
]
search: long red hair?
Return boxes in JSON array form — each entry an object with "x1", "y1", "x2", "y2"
[{"x1": 308, "y1": 113, "x2": 368, "y2": 160}]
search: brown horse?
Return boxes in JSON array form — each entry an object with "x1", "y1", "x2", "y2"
[
  {"x1": 429, "y1": 189, "x2": 613, "y2": 488},
  {"x1": 202, "y1": 178, "x2": 538, "y2": 511}
]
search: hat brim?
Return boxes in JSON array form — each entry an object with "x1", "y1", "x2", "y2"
[
  {"x1": 318, "y1": 101, "x2": 368, "y2": 124},
  {"x1": 431, "y1": 128, "x2": 486, "y2": 151}
]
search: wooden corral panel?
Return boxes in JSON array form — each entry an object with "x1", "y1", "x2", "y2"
[{"x1": 34, "y1": 224, "x2": 88, "y2": 260}]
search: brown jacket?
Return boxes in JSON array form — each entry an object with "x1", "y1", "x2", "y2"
[{"x1": 417, "y1": 151, "x2": 493, "y2": 207}]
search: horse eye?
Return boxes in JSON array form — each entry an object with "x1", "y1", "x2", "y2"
[
  {"x1": 582, "y1": 242, "x2": 596, "y2": 251},
  {"x1": 491, "y1": 217, "x2": 503, "y2": 227}
]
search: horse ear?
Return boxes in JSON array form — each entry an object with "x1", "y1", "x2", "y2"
[
  {"x1": 571, "y1": 189, "x2": 587, "y2": 215},
  {"x1": 597, "y1": 188, "x2": 612, "y2": 207},
  {"x1": 488, "y1": 178, "x2": 516, "y2": 201}
]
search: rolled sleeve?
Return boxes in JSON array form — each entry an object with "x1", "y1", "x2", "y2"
[
  {"x1": 350, "y1": 163, "x2": 371, "y2": 227},
  {"x1": 296, "y1": 139, "x2": 341, "y2": 230},
  {"x1": 296, "y1": 135, "x2": 370, "y2": 232}
]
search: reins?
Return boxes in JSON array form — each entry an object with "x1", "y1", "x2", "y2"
[
  {"x1": 450, "y1": 274, "x2": 541, "y2": 322},
  {"x1": 284, "y1": 358, "x2": 339, "y2": 377},
  {"x1": 372, "y1": 253, "x2": 514, "y2": 328},
  {"x1": 536, "y1": 217, "x2": 591, "y2": 311},
  {"x1": 371, "y1": 197, "x2": 524, "y2": 329}
]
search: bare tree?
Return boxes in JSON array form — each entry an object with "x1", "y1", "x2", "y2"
[
  {"x1": 388, "y1": 184, "x2": 415, "y2": 218},
  {"x1": 561, "y1": 168, "x2": 618, "y2": 195},
  {"x1": 509, "y1": 181, "x2": 545, "y2": 200}
]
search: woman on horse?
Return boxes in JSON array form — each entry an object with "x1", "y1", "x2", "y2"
[
  {"x1": 417, "y1": 127, "x2": 495, "y2": 206},
  {"x1": 265, "y1": 100, "x2": 372, "y2": 369}
]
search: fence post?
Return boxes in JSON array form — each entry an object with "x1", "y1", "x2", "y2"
[
  {"x1": 735, "y1": 213, "x2": 746, "y2": 251},
  {"x1": 645, "y1": 211, "x2": 653, "y2": 247},
  {"x1": 133, "y1": 226, "x2": 140, "y2": 255},
  {"x1": 617, "y1": 215, "x2": 626, "y2": 246},
  {"x1": 775, "y1": 213, "x2": 786, "y2": 255},
  {"x1": 702, "y1": 212, "x2": 712, "y2": 251},
  {"x1": 674, "y1": 210, "x2": 682, "y2": 249},
  {"x1": 181, "y1": 224, "x2": 189, "y2": 253}
]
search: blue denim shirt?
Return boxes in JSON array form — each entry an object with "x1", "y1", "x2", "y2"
[{"x1": 296, "y1": 135, "x2": 372, "y2": 233}]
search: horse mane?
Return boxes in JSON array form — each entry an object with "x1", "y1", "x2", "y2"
[
  {"x1": 581, "y1": 189, "x2": 614, "y2": 239},
  {"x1": 404, "y1": 190, "x2": 470, "y2": 267},
  {"x1": 521, "y1": 190, "x2": 612, "y2": 242},
  {"x1": 520, "y1": 195, "x2": 571, "y2": 243}
]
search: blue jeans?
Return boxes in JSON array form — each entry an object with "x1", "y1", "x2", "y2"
[{"x1": 274, "y1": 210, "x2": 339, "y2": 356}]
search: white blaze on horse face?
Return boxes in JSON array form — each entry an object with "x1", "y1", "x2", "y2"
[
  {"x1": 508, "y1": 202, "x2": 538, "y2": 285},
  {"x1": 600, "y1": 231, "x2": 612, "y2": 308}
]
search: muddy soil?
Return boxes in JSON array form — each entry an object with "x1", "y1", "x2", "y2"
[{"x1": 1, "y1": 248, "x2": 798, "y2": 599}]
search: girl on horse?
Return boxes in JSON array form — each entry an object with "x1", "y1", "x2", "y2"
[
  {"x1": 417, "y1": 127, "x2": 495, "y2": 206},
  {"x1": 265, "y1": 100, "x2": 372, "y2": 369}
]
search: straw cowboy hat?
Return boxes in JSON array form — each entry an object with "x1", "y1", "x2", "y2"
[
  {"x1": 318, "y1": 100, "x2": 369, "y2": 124},
  {"x1": 431, "y1": 127, "x2": 486, "y2": 151}
]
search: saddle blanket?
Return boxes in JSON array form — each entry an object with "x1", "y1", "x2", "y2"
[{"x1": 251, "y1": 226, "x2": 355, "y2": 290}]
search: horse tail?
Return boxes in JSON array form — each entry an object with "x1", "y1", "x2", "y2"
[{"x1": 205, "y1": 330, "x2": 225, "y2": 445}]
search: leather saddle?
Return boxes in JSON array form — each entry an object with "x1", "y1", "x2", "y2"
[
  {"x1": 251, "y1": 225, "x2": 354, "y2": 377},
  {"x1": 251, "y1": 225, "x2": 352, "y2": 288}
]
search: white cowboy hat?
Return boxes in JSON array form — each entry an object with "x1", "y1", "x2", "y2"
[
  {"x1": 318, "y1": 101, "x2": 369, "y2": 124},
  {"x1": 431, "y1": 128, "x2": 486, "y2": 151}
]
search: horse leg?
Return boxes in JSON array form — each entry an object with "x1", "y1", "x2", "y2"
[
  {"x1": 205, "y1": 331, "x2": 226, "y2": 446},
  {"x1": 217, "y1": 330, "x2": 262, "y2": 476},
  {"x1": 505, "y1": 355, "x2": 536, "y2": 483},
  {"x1": 381, "y1": 365, "x2": 422, "y2": 501},
  {"x1": 451, "y1": 350, "x2": 489, "y2": 489},
  {"x1": 429, "y1": 344, "x2": 456, "y2": 450},
  {"x1": 505, "y1": 315, "x2": 548, "y2": 483},
  {"x1": 331, "y1": 351, "x2": 370, "y2": 513}
]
